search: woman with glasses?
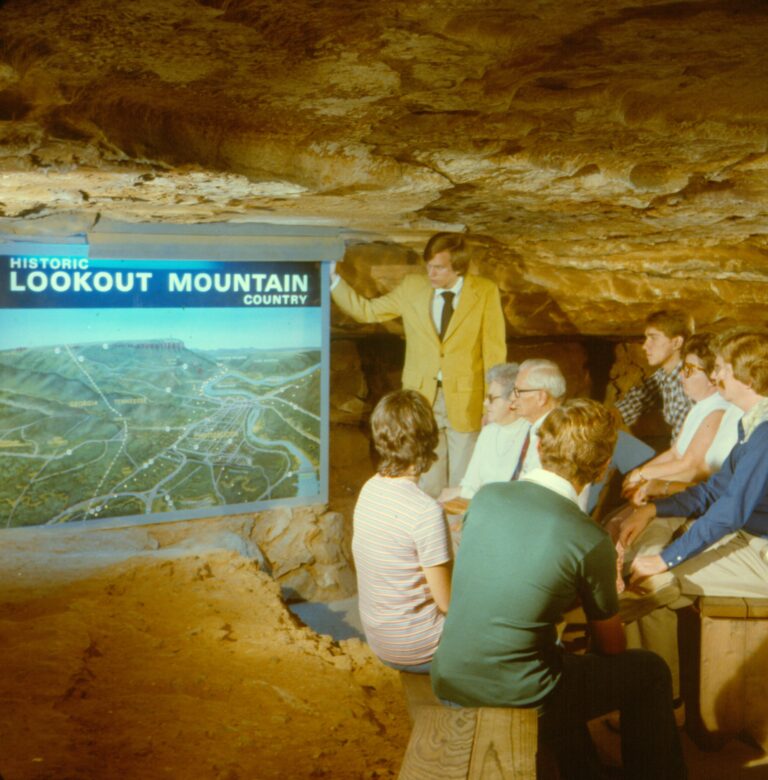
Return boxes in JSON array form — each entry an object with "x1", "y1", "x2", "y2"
[
  {"x1": 437, "y1": 363, "x2": 530, "y2": 507},
  {"x1": 622, "y1": 333, "x2": 742, "y2": 506}
]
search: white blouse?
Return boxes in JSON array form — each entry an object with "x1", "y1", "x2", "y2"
[
  {"x1": 459, "y1": 418, "x2": 530, "y2": 498},
  {"x1": 674, "y1": 392, "x2": 733, "y2": 456},
  {"x1": 704, "y1": 403, "x2": 743, "y2": 471}
]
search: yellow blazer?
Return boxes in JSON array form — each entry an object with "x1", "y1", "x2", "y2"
[{"x1": 332, "y1": 273, "x2": 507, "y2": 432}]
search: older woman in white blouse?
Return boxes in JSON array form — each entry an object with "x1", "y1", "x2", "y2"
[{"x1": 438, "y1": 362, "x2": 530, "y2": 506}]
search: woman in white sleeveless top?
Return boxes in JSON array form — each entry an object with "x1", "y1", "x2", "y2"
[{"x1": 623, "y1": 333, "x2": 742, "y2": 506}]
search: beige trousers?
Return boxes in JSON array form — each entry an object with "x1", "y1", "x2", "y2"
[
  {"x1": 626, "y1": 518, "x2": 768, "y2": 698},
  {"x1": 419, "y1": 388, "x2": 478, "y2": 498}
]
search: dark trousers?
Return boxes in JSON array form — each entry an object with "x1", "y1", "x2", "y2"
[{"x1": 539, "y1": 649, "x2": 686, "y2": 780}]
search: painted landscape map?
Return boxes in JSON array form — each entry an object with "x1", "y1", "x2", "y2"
[{"x1": 0, "y1": 256, "x2": 324, "y2": 528}]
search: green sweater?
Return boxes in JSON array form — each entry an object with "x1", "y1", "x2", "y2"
[{"x1": 432, "y1": 480, "x2": 618, "y2": 707}]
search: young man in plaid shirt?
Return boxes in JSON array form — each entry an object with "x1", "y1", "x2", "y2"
[{"x1": 615, "y1": 310, "x2": 695, "y2": 443}]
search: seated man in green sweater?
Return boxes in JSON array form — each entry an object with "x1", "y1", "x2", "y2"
[{"x1": 431, "y1": 399, "x2": 685, "y2": 780}]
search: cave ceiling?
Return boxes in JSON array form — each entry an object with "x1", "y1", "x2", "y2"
[{"x1": 1, "y1": 0, "x2": 767, "y2": 335}]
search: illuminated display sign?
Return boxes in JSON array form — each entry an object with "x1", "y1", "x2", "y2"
[
  {"x1": 0, "y1": 225, "x2": 339, "y2": 530},
  {"x1": 4, "y1": 256, "x2": 320, "y2": 308}
]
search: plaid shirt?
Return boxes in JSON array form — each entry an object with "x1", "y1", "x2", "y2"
[{"x1": 615, "y1": 363, "x2": 692, "y2": 440}]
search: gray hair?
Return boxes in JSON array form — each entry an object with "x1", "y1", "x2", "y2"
[
  {"x1": 518, "y1": 359, "x2": 566, "y2": 400},
  {"x1": 486, "y1": 362, "x2": 520, "y2": 399}
]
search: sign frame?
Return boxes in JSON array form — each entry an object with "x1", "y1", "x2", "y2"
[{"x1": 0, "y1": 221, "x2": 344, "y2": 531}]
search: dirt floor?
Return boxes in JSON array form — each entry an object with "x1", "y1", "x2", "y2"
[
  {"x1": 0, "y1": 544, "x2": 409, "y2": 780},
  {"x1": 1, "y1": 525, "x2": 767, "y2": 780}
]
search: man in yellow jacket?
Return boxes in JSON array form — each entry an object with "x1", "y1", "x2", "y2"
[{"x1": 331, "y1": 233, "x2": 507, "y2": 496}]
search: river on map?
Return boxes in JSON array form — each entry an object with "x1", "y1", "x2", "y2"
[{"x1": 203, "y1": 374, "x2": 319, "y2": 498}]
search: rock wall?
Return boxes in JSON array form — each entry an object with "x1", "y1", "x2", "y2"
[
  {"x1": 0, "y1": 508, "x2": 356, "y2": 603},
  {"x1": 250, "y1": 506, "x2": 355, "y2": 602},
  {"x1": 1, "y1": 0, "x2": 768, "y2": 334}
]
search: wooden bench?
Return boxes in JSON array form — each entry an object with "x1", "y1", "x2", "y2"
[
  {"x1": 695, "y1": 596, "x2": 768, "y2": 752},
  {"x1": 398, "y1": 671, "x2": 539, "y2": 779}
]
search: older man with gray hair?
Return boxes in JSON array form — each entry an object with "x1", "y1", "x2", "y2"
[
  {"x1": 506, "y1": 358, "x2": 595, "y2": 511},
  {"x1": 510, "y1": 360, "x2": 564, "y2": 466}
]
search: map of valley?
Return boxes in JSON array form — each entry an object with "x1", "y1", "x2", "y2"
[{"x1": 0, "y1": 341, "x2": 321, "y2": 527}]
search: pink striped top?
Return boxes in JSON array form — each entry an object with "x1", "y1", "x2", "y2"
[{"x1": 352, "y1": 474, "x2": 452, "y2": 666}]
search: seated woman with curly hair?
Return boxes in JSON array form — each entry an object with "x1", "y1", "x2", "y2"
[{"x1": 352, "y1": 389, "x2": 453, "y2": 673}]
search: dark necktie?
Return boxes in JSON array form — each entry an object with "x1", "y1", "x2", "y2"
[
  {"x1": 510, "y1": 430, "x2": 531, "y2": 481},
  {"x1": 439, "y1": 291, "x2": 455, "y2": 341}
]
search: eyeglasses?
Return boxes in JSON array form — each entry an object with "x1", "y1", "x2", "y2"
[
  {"x1": 485, "y1": 394, "x2": 504, "y2": 403},
  {"x1": 512, "y1": 386, "x2": 541, "y2": 398},
  {"x1": 681, "y1": 361, "x2": 706, "y2": 378}
]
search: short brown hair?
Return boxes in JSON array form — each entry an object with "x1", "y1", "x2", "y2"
[
  {"x1": 371, "y1": 390, "x2": 439, "y2": 477},
  {"x1": 717, "y1": 328, "x2": 768, "y2": 395},
  {"x1": 538, "y1": 399, "x2": 617, "y2": 487},
  {"x1": 683, "y1": 332, "x2": 718, "y2": 375},
  {"x1": 645, "y1": 309, "x2": 695, "y2": 341},
  {"x1": 423, "y1": 232, "x2": 472, "y2": 276}
]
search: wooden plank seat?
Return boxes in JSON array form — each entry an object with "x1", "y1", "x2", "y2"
[
  {"x1": 695, "y1": 596, "x2": 768, "y2": 752},
  {"x1": 398, "y1": 671, "x2": 539, "y2": 779}
]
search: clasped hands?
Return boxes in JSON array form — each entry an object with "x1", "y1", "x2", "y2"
[
  {"x1": 621, "y1": 468, "x2": 652, "y2": 506},
  {"x1": 613, "y1": 503, "x2": 669, "y2": 591}
]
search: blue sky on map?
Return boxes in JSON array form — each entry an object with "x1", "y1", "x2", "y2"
[{"x1": 0, "y1": 307, "x2": 322, "y2": 351}]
